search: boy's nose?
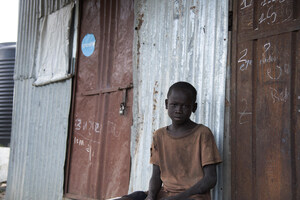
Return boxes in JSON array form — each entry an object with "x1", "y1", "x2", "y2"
[{"x1": 175, "y1": 105, "x2": 183, "y2": 113}]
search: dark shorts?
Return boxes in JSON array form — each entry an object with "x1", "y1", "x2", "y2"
[{"x1": 117, "y1": 189, "x2": 196, "y2": 200}]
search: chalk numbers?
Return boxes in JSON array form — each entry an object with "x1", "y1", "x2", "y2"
[
  {"x1": 238, "y1": 48, "x2": 252, "y2": 71},
  {"x1": 240, "y1": 0, "x2": 252, "y2": 10},
  {"x1": 74, "y1": 118, "x2": 100, "y2": 134},
  {"x1": 238, "y1": 41, "x2": 290, "y2": 125},
  {"x1": 258, "y1": 0, "x2": 291, "y2": 25},
  {"x1": 240, "y1": 0, "x2": 291, "y2": 25},
  {"x1": 258, "y1": 5, "x2": 277, "y2": 24}
]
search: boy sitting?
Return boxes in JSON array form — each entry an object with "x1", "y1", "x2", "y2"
[{"x1": 120, "y1": 82, "x2": 222, "y2": 200}]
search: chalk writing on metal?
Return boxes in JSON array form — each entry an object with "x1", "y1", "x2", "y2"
[
  {"x1": 238, "y1": 49, "x2": 252, "y2": 71},
  {"x1": 259, "y1": 0, "x2": 292, "y2": 25},
  {"x1": 240, "y1": 0, "x2": 252, "y2": 10},
  {"x1": 238, "y1": 98, "x2": 252, "y2": 125},
  {"x1": 267, "y1": 65, "x2": 282, "y2": 80},
  {"x1": 74, "y1": 118, "x2": 101, "y2": 134},
  {"x1": 258, "y1": 5, "x2": 277, "y2": 25},
  {"x1": 260, "y1": 42, "x2": 278, "y2": 65},
  {"x1": 269, "y1": 87, "x2": 289, "y2": 103}
]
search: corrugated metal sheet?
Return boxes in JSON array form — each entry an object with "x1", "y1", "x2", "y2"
[
  {"x1": 6, "y1": 80, "x2": 72, "y2": 200},
  {"x1": 0, "y1": 43, "x2": 15, "y2": 146},
  {"x1": 13, "y1": 0, "x2": 73, "y2": 80},
  {"x1": 129, "y1": 1, "x2": 228, "y2": 200},
  {"x1": 38, "y1": 0, "x2": 73, "y2": 17},
  {"x1": 6, "y1": 0, "x2": 74, "y2": 199}
]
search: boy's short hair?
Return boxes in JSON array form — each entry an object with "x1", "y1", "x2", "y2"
[{"x1": 167, "y1": 81, "x2": 197, "y2": 103}]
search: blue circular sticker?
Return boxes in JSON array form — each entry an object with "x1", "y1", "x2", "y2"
[{"x1": 81, "y1": 34, "x2": 96, "y2": 57}]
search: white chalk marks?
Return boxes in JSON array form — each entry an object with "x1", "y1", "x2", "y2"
[
  {"x1": 74, "y1": 118, "x2": 101, "y2": 134},
  {"x1": 73, "y1": 117, "x2": 121, "y2": 160},
  {"x1": 238, "y1": 98, "x2": 252, "y2": 125},
  {"x1": 258, "y1": 0, "x2": 292, "y2": 25},
  {"x1": 258, "y1": 5, "x2": 277, "y2": 25},
  {"x1": 259, "y1": 42, "x2": 290, "y2": 104},
  {"x1": 238, "y1": 48, "x2": 252, "y2": 71},
  {"x1": 240, "y1": 0, "x2": 252, "y2": 10},
  {"x1": 267, "y1": 65, "x2": 282, "y2": 80},
  {"x1": 74, "y1": 118, "x2": 119, "y2": 137},
  {"x1": 238, "y1": 38, "x2": 291, "y2": 126},
  {"x1": 269, "y1": 87, "x2": 289, "y2": 103},
  {"x1": 240, "y1": 0, "x2": 292, "y2": 25}
]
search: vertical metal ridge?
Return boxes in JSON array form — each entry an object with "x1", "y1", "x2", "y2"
[{"x1": 290, "y1": 32, "x2": 297, "y2": 200}]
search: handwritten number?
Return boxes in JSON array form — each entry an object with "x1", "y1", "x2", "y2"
[
  {"x1": 241, "y1": 0, "x2": 252, "y2": 10},
  {"x1": 238, "y1": 49, "x2": 252, "y2": 71},
  {"x1": 95, "y1": 123, "x2": 100, "y2": 133},
  {"x1": 259, "y1": 5, "x2": 277, "y2": 24},
  {"x1": 238, "y1": 98, "x2": 252, "y2": 125},
  {"x1": 263, "y1": 43, "x2": 271, "y2": 57},
  {"x1": 75, "y1": 119, "x2": 81, "y2": 130}
]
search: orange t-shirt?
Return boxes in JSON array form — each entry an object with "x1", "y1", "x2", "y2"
[{"x1": 150, "y1": 124, "x2": 222, "y2": 200}]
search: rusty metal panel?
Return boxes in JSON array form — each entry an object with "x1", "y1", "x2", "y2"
[
  {"x1": 235, "y1": 41, "x2": 254, "y2": 200},
  {"x1": 256, "y1": 33, "x2": 293, "y2": 200},
  {"x1": 232, "y1": 0, "x2": 300, "y2": 199},
  {"x1": 65, "y1": 0, "x2": 134, "y2": 199},
  {"x1": 129, "y1": 1, "x2": 229, "y2": 200}
]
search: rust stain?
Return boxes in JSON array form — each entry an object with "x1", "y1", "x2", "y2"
[
  {"x1": 225, "y1": 98, "x2": 230, "y2": 107},
  {"x1": 136, "y1": 13, "x2": 144, "y2": 31},
  {"x1": 152, "y1": 82, "x2": 159, "y2": 130},
  {"x1": 136, "y1": 14, "x2": 144, "y2": 69}
]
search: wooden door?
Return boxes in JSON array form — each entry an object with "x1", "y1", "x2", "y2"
[
  {"x1": 65, "y1": 0, "x2": 134, "y2": 199},
  {"x1": 231, "y1": 0, "x2": 300, "y2": 199}
]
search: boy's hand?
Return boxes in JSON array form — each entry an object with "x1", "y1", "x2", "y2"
[
  {"x1": 160, "y1": 196, "x2": 193, "y2": 200},
  {"x1": 145, "y1": 195, "x2": 154, "y2": 200}
]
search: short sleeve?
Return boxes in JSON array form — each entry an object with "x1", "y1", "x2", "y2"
[
  {"x1": 150, "y1": 133, "x2": 160, "y2": 165},
  {"x1": 200, "y1": 129, "x2": 222, "y2": 167}
]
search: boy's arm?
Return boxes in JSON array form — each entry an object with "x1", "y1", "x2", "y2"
[
  {"x1": 145, "y1": 164, "x2": 162, "y2": 200},
  {"x1": 161, "y1": 164, "x2": 217, "y2": 200}
]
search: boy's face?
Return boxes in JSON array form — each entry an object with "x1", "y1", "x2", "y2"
[{"x1": 165, "y1": 89, "x2": 197, "y2": 125}]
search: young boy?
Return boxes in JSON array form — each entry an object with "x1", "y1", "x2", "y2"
[{"x1": 120, "y1": 82, "x2": 222, "y2": 200}]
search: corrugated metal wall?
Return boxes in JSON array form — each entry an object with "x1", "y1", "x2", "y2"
[
  {"x1": 0, "y1": 43, "x2": 15, "y2": 146},
  {"x1": 7, "y1": 0, "x2": 229, "y2": 199},
  {"x1": 129, "y1": 1, "x2": 228, "y2": 200},
  {"x1": 6, "y1": 0, "x2": 73, "y2": 199}
]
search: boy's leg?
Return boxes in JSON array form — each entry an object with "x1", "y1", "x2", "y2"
[{"x1": 117, "y1": 191, "x2": 147, "y2": 200}]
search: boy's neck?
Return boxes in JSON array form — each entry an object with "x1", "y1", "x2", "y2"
[{"x1": 168, "y1": 120, "x2": 198, "y2": 136}]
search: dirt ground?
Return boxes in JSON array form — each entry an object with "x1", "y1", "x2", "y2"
[{"x1": 0, "y1": 182, "x2": 6, "y2": 200}]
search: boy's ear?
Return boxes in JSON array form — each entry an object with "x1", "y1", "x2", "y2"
[
  {"x1": 165, "y1": 99, "x2": 168, "y2": 109},
  {"x1": 192, "y1": 103, "x2": 197, "y2": 113}
]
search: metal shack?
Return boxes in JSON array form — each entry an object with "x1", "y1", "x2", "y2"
[{"x1": 6, "y1": 0, "x2": 300, "y2": 200}]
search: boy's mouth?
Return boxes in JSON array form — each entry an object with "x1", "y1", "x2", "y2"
[{"x1": 174, "y1": 115, "x2": 183, "y2": 120}]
